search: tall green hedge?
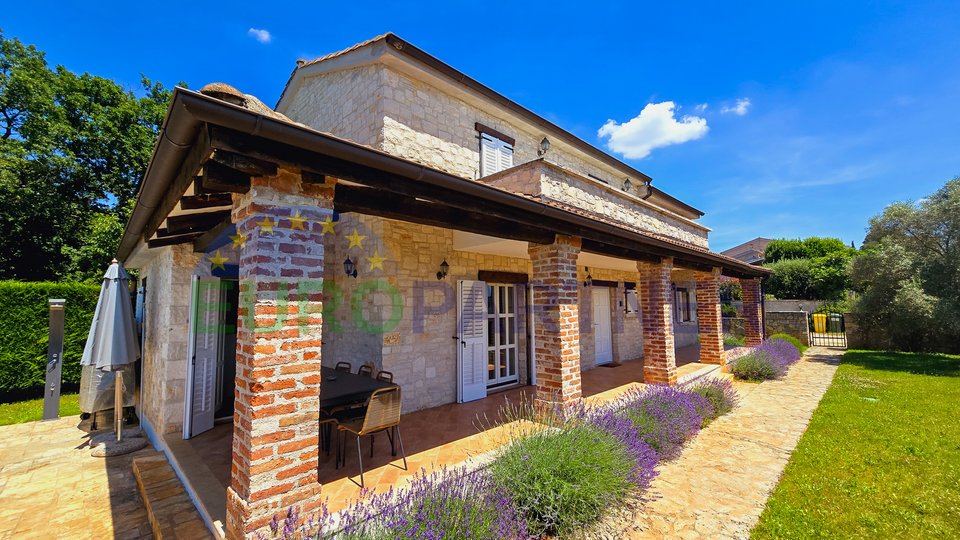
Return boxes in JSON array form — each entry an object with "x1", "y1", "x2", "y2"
[{"x1": 0, "y1": 281, "x2": 101, "y2": 399}]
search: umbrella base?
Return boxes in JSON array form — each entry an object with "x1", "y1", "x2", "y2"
[{"x1": 91, "y1": 436, "x2": 148, "y2": 457}]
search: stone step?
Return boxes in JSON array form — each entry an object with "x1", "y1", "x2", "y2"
[{"x1": 132, "y1": 455, "x2": 213, "y2": 540}]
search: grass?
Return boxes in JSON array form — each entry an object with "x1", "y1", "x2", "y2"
[
  {"x1": 0, "y1": 393, "x2": 80, "y2": 426},
  {"x1": 752, "y1": 350, "x2": 960, "y2": 539}
]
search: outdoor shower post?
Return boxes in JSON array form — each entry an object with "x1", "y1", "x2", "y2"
[{"x1": 43, "y1": 299, "x2": 66, "y2": 421}]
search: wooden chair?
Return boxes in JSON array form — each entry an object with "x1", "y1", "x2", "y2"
[
  {"x1": 337, "y1": 387, "x2": 407, "y2": 487},
  {"x1": 334, "y1": 361, "x2": 352, "y2": 373},
  {"x1": 357, "y1": 364, "x2": 374, "y2": 378},
  {"x1": 376, "y1": 370, "x2": 393, "y2": 383}
]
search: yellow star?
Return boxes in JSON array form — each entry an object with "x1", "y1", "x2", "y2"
[
  {"x1": 229, "y1": 232, "x2": 248, "y2": 249},
  {"x1": 366, "y1": 251, "x2": 386, "y2": 271},
  {"x1": 288, "y1": 210, "x2": 307, "y2": 230},
  {"x1": 208, "y1": 250, "x2": 228, "y2": 271},
  {"x1": 346, "y1": 229, "x2": 366, "y2": 249},
  {"x1": 320, "y1": 216, "x2": 337, "y2": 235},
  {"x1": 256, "y1": 216, "x2": 276, "y2": 235}
]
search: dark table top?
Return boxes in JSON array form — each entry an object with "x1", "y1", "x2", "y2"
[{"x1": 319, "y1": 366, "x2": 396, "y2": 409}]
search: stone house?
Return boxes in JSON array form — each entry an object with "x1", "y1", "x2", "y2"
[{"x1": 117, "y1": 33, "x2": 769, "y2": 538}]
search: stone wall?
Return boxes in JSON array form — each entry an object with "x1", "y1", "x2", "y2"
[
  {"x1": 137, "y1": 244, "x2": 200, "y2": 436},
  {"x1": 765, "y1": 311, "x2": 811, "y2": 346},
  {"x1": 765, "y1": 299, "x2": 827, "y2": 313}
]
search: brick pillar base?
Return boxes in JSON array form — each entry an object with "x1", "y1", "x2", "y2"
[
  {"x1": 741, "y1": 278, "x2": 764, "y2": 347},
  {"x1": 639, "y1": 257, "x2": 677, "y2": 385},
  {"x1": 528, "y1": 235, "x2": 582, "y2": 409},
  {"x1": 696, "y1": 268, "x2": 726, "y2": 365},
  {"x1": 226, "y1": 168, "x2": 335, "y2": 539}
]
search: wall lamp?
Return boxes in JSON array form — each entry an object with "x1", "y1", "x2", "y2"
[
  {"x1": 343, "y1": 257, "x2": 358, "y2": 278},
  {"x1": 538, "y1": 137, "x2": 550, "y2": 156},
  {"x1": 436, "y1": 259, "x2": 450, "y2": 280},
  {"x1": 583, "y1": 267, "x2": 593, "y2": 287}
]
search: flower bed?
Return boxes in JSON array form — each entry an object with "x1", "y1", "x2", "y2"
[
  {"x1": 730, "y1": 337, "x2": 803, "y2": 381},
  {"x1": 271, "y1": 380, "x2": 739, "y2": 539}
]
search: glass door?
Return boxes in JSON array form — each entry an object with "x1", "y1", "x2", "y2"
[{"x1": 486, "y1": 284, "x2": 519, "y2": 387}]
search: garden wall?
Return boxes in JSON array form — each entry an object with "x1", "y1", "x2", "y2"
[
  {"x1": 765, "y1": 299, "x2": 827, "y2": 313},
  {"x1": 0, "y1": 281, "x2": 100, "y2": 401},
  {"x1": 765, "y1": 311, "x2": 811, "y2": 346}
]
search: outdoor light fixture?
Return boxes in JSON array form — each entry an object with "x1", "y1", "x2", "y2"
[
  {"x1": 538, "y1": 137, "x2": 550, "y2": 156},
  {"x1": 641, "y1": 178, "x2": 653, "y2": 199},
  {"x1": 623, "y1": 178, "x2": 633, "y2": 193},
  {"x1": 436, "y1": 259, "x2": 450, "y2": 280},
  {"x1": 343, "y1": 257, "x2": 358, "y2": 278},
  {"x1": 584, "y1": 267, "x2": 593, "y2": 287}
]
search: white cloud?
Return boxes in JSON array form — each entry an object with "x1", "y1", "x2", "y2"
[
  {"x1": 248, "y1": 28, "x2": 272, "y2": 44},
  {"x1": 597, "y1": 101, "x2": 709, "y2": 159},
  {"x1": 721, "y1": 97, "x2": 751, "y2": 115},
  {"x1": 695, "y1": 103, "x2": 709, "y2": 112}
]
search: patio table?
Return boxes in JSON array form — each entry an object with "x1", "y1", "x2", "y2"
[{"x1": 319, "y1": 366, "x2": 396, "y2": 410}]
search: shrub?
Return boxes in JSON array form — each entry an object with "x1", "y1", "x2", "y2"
[
  {"x1": 768, "y1": 333, "x2": 808, "y2": 354},
  {"x1": 689, "y1": 379, "x2": 738, "y2": 423},
  {"x1": 619, "y1": 385, "x2": 708, "y2": 459},
  {"x1": 721, "y1": 303, "x2": 739, "y2": 318},
  {"x1": 268, "y1": 468, "x2": 529, "y2": 540},
  {"x1": 730, "y1": 337, "x2": 803, "y2": 381},
  {"x1": 730, "y1": 352, "x2": 779, "y2": 381},
  {"x1": 0, "y1": 281, "x2": 101, "y2": 399},
  {"x1": 489, "y1": 404, "x2": 656, "y2": 537},
  {"x1": 723, "y1": 333, "x2": 746, "y2": 347}
]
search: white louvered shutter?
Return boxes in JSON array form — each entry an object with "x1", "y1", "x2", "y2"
[
  {"x1": 190, "y1": 277, "x2": 221, "y2": 437},
  {"x1": 480, "y1": 133, "x2": 499, "y2": 177},
  {"x1": 457, "y1": 280, "x2": 488, "y2": 403},
  {"x1": 499, "y1": 140, "x2": 513, "y2": 171}
]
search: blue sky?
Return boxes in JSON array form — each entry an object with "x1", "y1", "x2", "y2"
[{"x1": 5, "y1": 1, "x2": 959, "y2": 251}]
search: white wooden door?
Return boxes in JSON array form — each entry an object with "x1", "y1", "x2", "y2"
[
  {"x1": 457, "y1": 280, "x2": 488, "y2": 403},
  {"x1": 187, "y1": 277, "x2": 221, "y2": 437},
  {"x1": 592, "y1": 287, "x2": 613, "y2": 365}
]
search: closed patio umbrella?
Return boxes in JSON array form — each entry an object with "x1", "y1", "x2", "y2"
[{"x1": 81, "y1": 259, "x2": 140, "y2": 442}]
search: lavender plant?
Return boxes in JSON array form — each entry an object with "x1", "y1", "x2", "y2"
[
  {"x1": 689, "y1": 378, "x2": 738, "y2": 423},
  {"x1": 730, "y1": 337, "x2": 802, "y2": 381},
  {"x1": 260, "y1": 468, "x2": 527, "y2": 540},
  {"x1": 619, "y1": 384, "x2": 708, "y2": 459},
  {"x1": 488, "y1": 402, "x2": 657, "y2": 537}
]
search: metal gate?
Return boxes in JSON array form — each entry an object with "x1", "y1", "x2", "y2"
[{"x1": 809, "y1": 312, "x2": 847, "y2": 348}]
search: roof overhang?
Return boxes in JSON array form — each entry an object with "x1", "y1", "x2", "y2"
[{"x1": 118, "y1": 88, "x2": 770, "y2": 280}]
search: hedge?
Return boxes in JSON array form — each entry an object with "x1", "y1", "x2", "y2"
[{"x1": 0, "y1": 281, "x2": 101, "y2": 400}]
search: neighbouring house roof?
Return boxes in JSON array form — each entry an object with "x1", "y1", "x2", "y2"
[
  {"x1": 277, "y1": 33, "x2": 705, "y2": 220},
  {"x1": 721, "y1": 237, "x2": 773, "y2": 265},
  {"x1": 118, "y1": 86, "x2": 769, "y2": 280}
]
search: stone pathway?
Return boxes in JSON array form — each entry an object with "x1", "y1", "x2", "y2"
[
  {"x1": 0, "y1": 415, "x2": 155, "y2": 539},
  {"x1": 623, "y1": 347, "x2": 842, "y2": 539}
]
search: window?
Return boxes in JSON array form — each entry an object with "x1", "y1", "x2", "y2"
[
  {"x1": 485, "y1": 284, "x2": 518, "y2": 387},
  {"x1": 479, "y1": 132, "x2": 514, "y2": 176},
  {"x1": 675, "y1": 287, "x2": 691, "y2": 322}
]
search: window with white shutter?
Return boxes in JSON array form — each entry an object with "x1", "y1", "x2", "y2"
[{"x1": 478, "y1": 130, "x2": 514, "y2": 176}]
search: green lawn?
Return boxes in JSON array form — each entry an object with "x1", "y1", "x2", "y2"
[
  {"x1": 753, "y1": 350, "x2": 960, "y2": 539},
  {"x1": 0, "y1": 393, "x2": 80, "y2": 426}
]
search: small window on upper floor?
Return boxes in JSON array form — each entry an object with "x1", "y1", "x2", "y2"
[{"x1": 477, "y1": 124, "x2": 514, "y2": 176}]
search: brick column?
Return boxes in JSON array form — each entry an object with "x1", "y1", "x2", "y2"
[
  {"x1": 226, "y1": 168, "x2": 335, "y2": 539},
  {"x1": 638, "y1": 257, "x2": 676, "y2": 384},
  {"x1": 741, "y1": 278, "x2": 764, "y2": 346},
  {"x1": 528, "y1": 235, "x2": 582, "y2": 409},
  {"x1": 695, "y1": 268, "x2": 726, "y2": 365}
]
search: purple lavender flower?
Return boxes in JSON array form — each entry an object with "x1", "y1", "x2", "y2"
[{"x1": 620, "y1": 384, "x2": 707, "y2": 459}]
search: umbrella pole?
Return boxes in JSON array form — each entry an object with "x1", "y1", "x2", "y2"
[{"x1": 115, "y1": 370, "x2": 123, "y2": 442}]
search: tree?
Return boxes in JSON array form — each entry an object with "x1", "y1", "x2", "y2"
[
  {"x1": 853, "y1": 178, "x2": 960, "y2": 352},
  {"x1": 763, "y1": 236, "x2": 854, "y2": 300},
  {"x1": 0, "y1": 30, "x2": 174, "y2": 281}
]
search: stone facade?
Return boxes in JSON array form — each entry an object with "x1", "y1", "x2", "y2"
[
  {"x1": 765, "y1": 311, "x2": 811, "y2": 346},
  {"x1": 138, "y1": 244, "x2": 200, "y2": 436},
  {"x1": 483, "y1": 161, "x2": 708, "y2": 247}
]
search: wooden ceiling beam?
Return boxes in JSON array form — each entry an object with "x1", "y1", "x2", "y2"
[
  {"x1": 165, "y1": 209, "x2": 232, "y2": 235},
  {"x1": 147, "y1": 233, "x2": 202, "y2": 248},
  {"x1": 143, "y1": 126, "x2": 213, "y2": 241},
  {"x1": 210, "y1": 150, "x2": 278, "y2": 177},
  {"x1": 193, "y1": 217, "x2": 235, "y2": 253},
  {"x1": 199, "y1": 161, "x2": 251, "y2": 194},
  {"x1": 180, "y1": 192, "x2": 233, "y2": 210}
]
